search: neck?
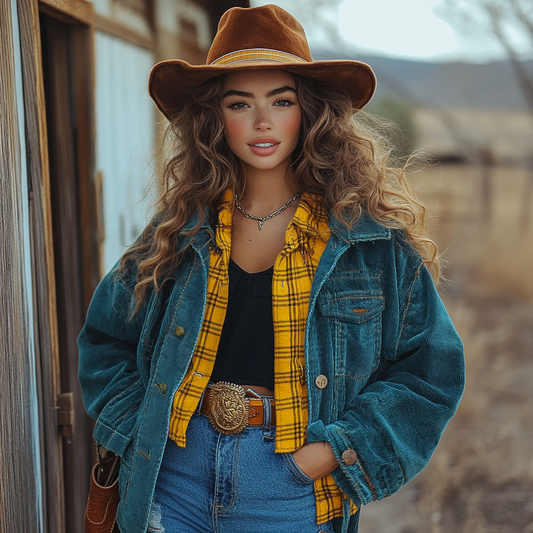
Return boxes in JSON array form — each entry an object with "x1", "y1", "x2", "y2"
[{"x1": 240, "y1": 163, "x2": 298, "y2": 214}]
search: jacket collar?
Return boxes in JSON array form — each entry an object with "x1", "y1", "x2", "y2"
[
  {"x1": 329, "y1": 211, "x2": 391, "y2": 244},
  {"x1": 183, "y1": 190, "x2": 234, "y2": 235},
  {"x1": 182, "y1": 209, "x2": 212, "y2": 234},
  {"x1": 181, "y1": 199, "x2": 391, "y2": 246}
]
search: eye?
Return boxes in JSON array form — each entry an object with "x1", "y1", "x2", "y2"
[
  {"x1": 227, "y1": 101, "x2": 249, "y2": 110},
  {"x1": 273, "y1": 98, "x2": 295, "y2": 107}
]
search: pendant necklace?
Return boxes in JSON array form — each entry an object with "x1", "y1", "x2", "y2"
[{"x1": 234, "y1": 192, "x2": 301, "y2": 231}]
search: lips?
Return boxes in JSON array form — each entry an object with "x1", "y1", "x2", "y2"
[{"x1": 248, "y1": 137, "x2": 280, "y2": 156}]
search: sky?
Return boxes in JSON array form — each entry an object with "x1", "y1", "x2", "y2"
[{"x1": 251, "y1": 0, "x2": 531, "y2": 63}]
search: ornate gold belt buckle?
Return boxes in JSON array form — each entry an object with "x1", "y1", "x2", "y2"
[{"x1": 207, "y1": 382, "x2": 249, "y2": 435}]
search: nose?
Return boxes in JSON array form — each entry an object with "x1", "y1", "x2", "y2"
[{"x1": 253, "y1": 108, "x2": 272, "y2": 131}]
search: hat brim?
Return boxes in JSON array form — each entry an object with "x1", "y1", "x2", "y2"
[{"x1": 149, "y1": 59, "x2": 377, "y2": 120}]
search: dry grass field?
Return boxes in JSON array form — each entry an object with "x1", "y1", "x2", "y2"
[{"x1": 360, "y1": 163, "x2": 533, "y2": 533}]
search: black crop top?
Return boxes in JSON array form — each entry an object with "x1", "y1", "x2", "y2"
[{"x1": 210, "y1": 259, "x2": 275, "y2": 390}]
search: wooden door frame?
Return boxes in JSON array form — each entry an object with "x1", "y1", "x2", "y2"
[
  {"x1": 17, "y1": 0, "x2": 64, "y2": 530},
  {"x1": 16, "y1": 0, "x2": 99, "y2": 530},
  {"x1": 37, "y1": 0, "x2": 100, "y2": 307}
]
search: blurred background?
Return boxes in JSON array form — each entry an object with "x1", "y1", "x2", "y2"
[
  {"x1": 252, "y1": 1, "x2": 533, "y2": 532},
  {"x1": 2, "y1": 0, "x2": 532, "y2": 532}
]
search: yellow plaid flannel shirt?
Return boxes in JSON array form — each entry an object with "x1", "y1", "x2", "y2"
[{"x1": 168, "y1": 189, "x2": 357, "y2": 523}]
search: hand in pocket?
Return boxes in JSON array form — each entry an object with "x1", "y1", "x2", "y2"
[{"x1": 291, "y1": 442, "x2": 339, "y2": 480}]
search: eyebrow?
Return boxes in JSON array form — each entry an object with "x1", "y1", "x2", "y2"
[{"x1": 221, "y1": 85, "x2": 296, "y2": 99}]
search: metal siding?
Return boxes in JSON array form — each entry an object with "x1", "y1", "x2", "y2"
[{"x1": 95, "y1": 31, "x2": 156, "y2": 274}]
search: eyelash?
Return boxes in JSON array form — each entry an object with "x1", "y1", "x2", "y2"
[
  {"x1": 227, "y1": 100, "x2": 248, "y2": 110},
  {"x1": 227, "y1": 98, "x2": 295, "y2": 110},
  {"x1": 274, "y1": 98, "x2": 294, "y2": 107}
]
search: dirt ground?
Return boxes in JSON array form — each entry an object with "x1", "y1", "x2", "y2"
[{"x1": 359, "y1": 163, "x2": 533, "y2": 533}]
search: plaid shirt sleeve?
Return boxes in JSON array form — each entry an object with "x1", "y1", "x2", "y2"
[{"x1": 168, "y1": 191, "x2": 357, "y2": 524}]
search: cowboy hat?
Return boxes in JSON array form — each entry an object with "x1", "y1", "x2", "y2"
[{"x1": 149, "y1": 4, "x2": 376, "y2": 120}]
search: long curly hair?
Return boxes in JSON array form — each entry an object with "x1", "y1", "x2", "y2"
[{"x1": 119, "y1": 72, "x2": 439, "y2": 313}]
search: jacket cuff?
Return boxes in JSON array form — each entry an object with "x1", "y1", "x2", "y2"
[
  {"x1": 93, "y1": 419, "x2": 135, "y2": 456},
  {"x1": 308, "y1": 420, "x2": 381, "y2": 506}
]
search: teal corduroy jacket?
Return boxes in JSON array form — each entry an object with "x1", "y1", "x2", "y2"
[{"x1": 78, "y1": 213, "x2": 465, "y2": 533}]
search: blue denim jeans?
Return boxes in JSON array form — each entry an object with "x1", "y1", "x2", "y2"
[{"x1": 149, "y1": 413, "x2": 334, "y2": 533}]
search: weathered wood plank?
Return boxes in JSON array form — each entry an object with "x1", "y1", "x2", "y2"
[
  {"x1": 18, "y1": 0, "x2": 66, "y2": 531},
  {"x1": 38, "y1": 0, "x2": 92, "y2": 25},
  {"x1": 0, "y1": 0, "x2": 43, "y2": 531}
]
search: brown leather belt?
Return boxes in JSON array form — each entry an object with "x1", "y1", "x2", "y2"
[{"x1": 200, "y1": 382, "x2": 276, "y2": 434}]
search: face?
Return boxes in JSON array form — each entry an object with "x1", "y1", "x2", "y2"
[{"x1": 220, "y1": 69, "x2": 301, "y2": 174}]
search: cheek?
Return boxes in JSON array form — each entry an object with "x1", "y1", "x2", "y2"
[
  {"x1": 223, "y1": 115, "x2": 248, "y2": 147},
  {"x1": 282, "y1": 110, "x2": 302, "y2": 147}
]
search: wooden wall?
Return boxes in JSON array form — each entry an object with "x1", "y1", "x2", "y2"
[
  {"x1": 0, "y1": 0, "x2": 44, "y2": 531},
  {"x1": 1, "y1": 0, "x2": 99, "y2": 530},
  {"x1": 0, "y1": 1, "x2": 248, "y2": 531}
]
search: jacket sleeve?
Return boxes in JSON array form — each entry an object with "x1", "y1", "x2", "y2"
[
  {"x1": 307, "y1": 241, "x2": 465, "y2": 506},
  {"x1": 77, "y1": 267, "x2": 147, "y2": 456}
]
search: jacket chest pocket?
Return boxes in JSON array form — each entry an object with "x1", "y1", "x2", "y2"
[{"x1": 319, "y1": 293, "x2": 384, "y2": 380}]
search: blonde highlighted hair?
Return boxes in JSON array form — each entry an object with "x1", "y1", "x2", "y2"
[{"x1": 119, "y1": 73, "x2": 439, "y2": 313}]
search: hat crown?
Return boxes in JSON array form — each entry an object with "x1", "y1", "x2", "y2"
[
  {"x1": 206, "y1": 5, "x2": 313, "y2": 65},
  {"x1": 148, "y1": 4, "x2": 376, "y2": 119}
]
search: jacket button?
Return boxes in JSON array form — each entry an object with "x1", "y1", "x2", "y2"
[
  {"x1": 155, "y1": 383, "x2": 168, "y2": 395},
  {"x1": 174, "y1": 326, "x2": 185, "y2": 338},
  {"x1": 341, "y1": 449, "x2": 358, "y2": 465},
  {"x1": 315, "y1": 375, "x2": 328, "y2": 389}
]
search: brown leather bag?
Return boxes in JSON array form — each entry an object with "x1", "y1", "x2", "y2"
[{"x1": 84, "y1": 445, "x2": 121, "y2": 533}]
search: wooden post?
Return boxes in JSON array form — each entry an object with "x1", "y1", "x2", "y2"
[
  {"x1": 480, "y1": 148, "x2": 495, "y2": 224},
  {"x1": 0, "y1": 0, "x2": 45, "y2": 531},
  {"x1": 520, "y1": 153, "x2": 533, "y2": 230}
]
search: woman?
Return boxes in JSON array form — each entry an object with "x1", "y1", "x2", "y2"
[{"x1": 78, "y1": 5, "x2": 465, "y2": 533}]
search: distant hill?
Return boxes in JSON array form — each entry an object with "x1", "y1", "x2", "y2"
[{"x1": 314, "y1": 50, "x2": 532, "y2": 111}]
